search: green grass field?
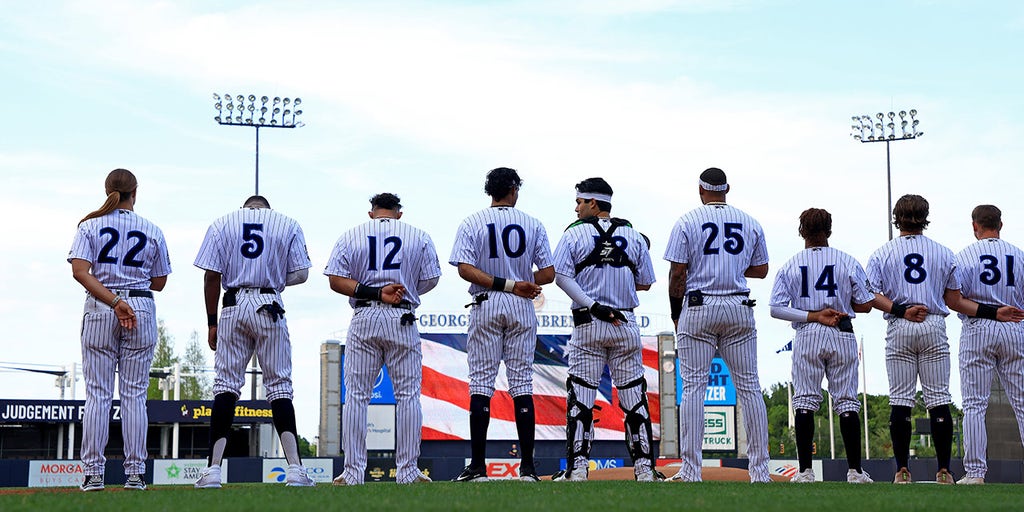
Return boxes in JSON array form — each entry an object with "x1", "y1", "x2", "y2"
[{"x1": 3, "y1": 481, "x2": 1024, "y2": 512}]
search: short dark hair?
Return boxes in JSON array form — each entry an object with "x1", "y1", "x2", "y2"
[
  {"x1": 893, "y1": 194, "x2": 930, "y2": 231},
  {"x1": 370, "y1": 193, "x2": 402, "y2": 210},
  {"x1": 699, "y1": 167, "x2": 728, "y2": 186},
  {"x1": 798, "y1": 208, "x2": 832, "y2": 241},
  {"x1": 484, "y1": 167, "x2": 522, "y2": 200},
  {"x1": 575, "y1": 177, "x2": 613, "y2": 213},
  {"x1": 972, "y1": 204, "x2": 1002, "y2": 230},
  {"x1": 244, "y1": 195, "x2": 271, "y2": 208}
]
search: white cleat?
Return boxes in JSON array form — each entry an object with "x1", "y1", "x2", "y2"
[
  {"x1": 790, "y1": 469, "x2": 815, "y2": 483},
  {"x1": 194, "y1": 465, "x2": 222, "y2": 489},
  {"x1": 399, "y1": 470, "x2": 432, "y2": 484},
  {"x1": 957, "y1": 476, "x2": 984, "y2": 485},
  {"x1": 552, "y1": 467, "x2": 588, "y2": 482},
  {"x1": 847, "y1": 469, "x2": 873, "y2": 484},
  {"x1": 665, "y1": 470, "x2": 699, "y2": 483},
  {"x1": 332, "y1": 473, "x2": 360, "y2": 486},
  {"x1": 286, "y1": 464, "x2": 316, "y2": 486}
]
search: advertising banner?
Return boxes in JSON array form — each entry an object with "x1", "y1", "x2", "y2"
[
  {"x1": 154, "y1": 459, "x2": 229, "y2": 485},
  {"x1": 702, "y1": 406, "x2": 736, "y2": 451},
  {"x1": 262, "y1": 458, "x2": 333, "y2": 484},
  {"x1": 28, "y1": 460, "x2": 86, "y2": 488}
]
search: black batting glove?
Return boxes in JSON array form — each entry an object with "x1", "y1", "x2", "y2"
[{"x1": 590, "y1": 302, "x2": 627, "y2": 324}]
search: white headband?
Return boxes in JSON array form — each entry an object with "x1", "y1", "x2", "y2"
[
  {"x1": 699, "y1": 179, "x2": 728, "y2": 192},
  {"x1": 576, "y1": 191, "x2": 612, "y2": 203}
]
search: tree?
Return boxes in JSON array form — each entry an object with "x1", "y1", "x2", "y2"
[
  {"x1": 147, "y1": 319, "x2": 179, "y2": 399},
  {"x1": 179, "y1": 330, "x2": 213, "y2": 400},
  {"x1": 297, "y1": 434, "x2": 316, "y2": 458}
]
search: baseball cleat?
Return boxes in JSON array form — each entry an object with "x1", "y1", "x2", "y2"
[
  {"x1": 453, "y1": 466, "x2": 489, "y2": 483},
  {"x1": 332, "y1": 473, "x2": 355, "y2": 486},
  {"x1": 80, "y1": 474, "x2": 104, "y2": 492},
  {"x1": 124, "y1": 474, "x2": 147, "y2": 490},
  {"x1": 194, "y1": 465, "x2": 222, "y2": 489},
  {"x1": 635, "y1": 469, "x2": 666, "y2": 482},
  {"x1": 957, "y1": 476, "x2": 984, "y2": 485},
  {"x1": 286, "y1": 464, "x2": 316, "y2": 486},
  {"x1": 399, "y1": 470, "x2": 432, "y2": 484},
  {"x1": 893, "y1": 467, "x2": 912, "y2": 484},
  {"x1": 935, "y1": 469, "x2": 955, "y2": 485},
  {"x1": 790, "y1": 469, "x2": 815, "y2": 483},
  {"x1": 665, "y1": 471, "x2": 699, "y2": 483},
  {"x1": 847, "y1": 469, "x2": 873, "y2": 484},
  {"x1": 518, "y1": 464, "x2": 540, "y2": 482},
  {"x1": 552, "y1": 467, "x2": 588, "y2": 482}
]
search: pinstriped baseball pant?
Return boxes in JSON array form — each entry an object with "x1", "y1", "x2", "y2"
[
  {"x1": 676, "y1": 296, "x2": 770, "y2": 482},
  {"x1": 960, "y1": 319, "x2": 1024, "y2": 478},
  {"x1": 341, "y1": 307, "x2": 423, "y2": 484},
  {"x1": 791, "y1": 323, "x2": 860, "y2": 414},
  {"x1": 566, "y1": 311, "x2": 644, "y2": 387},
  {"x1": 467, "y1": 292, "x2": 536, "y2": 397},
  {"x1": 80, "y1": 294, "x2": 157, "y2": 476},
  {"x1": 885, "y1": 315, "x2": 952, "y2": 409},
  {"x1": 212, "y1": 290, "x2": 293, "y2": 401}
]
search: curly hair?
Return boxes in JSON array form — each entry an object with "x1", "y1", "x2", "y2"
[
  {"x1": 893, "y1": 194, "x2": 930, "y2": 232},
  {"x1": 484, "y1": 167, "x2": 522, "y2": 200},
  {"x1": 370, "y1": 192, "x2": 402, "y2": 210},
  {"x1": 798, "y1": 208, "x2": 832, "y2": 241}
]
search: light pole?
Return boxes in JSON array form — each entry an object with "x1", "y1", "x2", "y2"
[
  {"x1": 850, "y1": 109, "x2": 923, "y2": 240},
  {"x1": 213, "y1": 93, "x2": 304, "y2": 195}
]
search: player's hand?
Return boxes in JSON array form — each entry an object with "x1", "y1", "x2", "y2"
[
  {"x1": 590, "y1": 302, "x2": 627, "y2": 326},
  {"x1": 904, "y1": 305, "x2": 929, "y2": 322},
  {"x1": 996, "y1": 306, "x2": 1024, "y2": 323},
  {"x1": 114, "y1": 301, "x2": 137, "y2": 330},
  {"x1": 207, "y1": 326, "x2": 218, "y2": 351},
  {"x1": 809, "y1": 308, "x2": 845, "y2": 327},
  {"x1": 512, "y1": 281, "x2": 542, "y2": 300},
  {"x1": 380, "y1": 284, "x2": 407, "y2": 305}
]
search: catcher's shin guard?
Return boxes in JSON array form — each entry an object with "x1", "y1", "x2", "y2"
[
  {"x1": 565, "y1": 375, "x2": 598, "y2": 473},
  {"x1": 617, "y1": 377, "x2": 653, "y2": 463}
]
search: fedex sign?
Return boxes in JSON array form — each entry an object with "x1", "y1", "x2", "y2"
[{"x1": 465, "y1": 459, "x2": 521, "y2": 479}]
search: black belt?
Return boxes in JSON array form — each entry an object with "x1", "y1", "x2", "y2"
[
  {"x1": 686, "y1": 290, "x2": 751, "y2": 307},
  {"x1": 354, "y1": 300, "x2": 414, "y2": 311},
  {"x1": 112, "y1": 290, "x2": 153, "y2": 299},
  {"x1": 223, "y1": 287, "x2": 275, "y2": 308},
  {"x1": 837, "y1": 317, "x2": 854, "y2": 334},
  {"x1": 571, "y1": 307, "x2": 633, "y2": 327}
]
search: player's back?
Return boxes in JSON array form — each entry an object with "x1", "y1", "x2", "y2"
[
  {"x1": 197, "y1": 207, "x2": 308, "y2": 291},
  {"x1": 71, "y1": 210, "x2": 170, "y2": 290},
  {"x1": 450, "y1": 206, "x2": 552, "y2": 295},
  {"x1": 867, "y1": 234, "x2": 956, "y2": 315},
  {"x1": 332, "y1": 218, "x2": 439, "y2": 307},
  {"x1": 665, "y1": 204, "x2": 767, "y2": 294},
  {"x1": 956, "y1": 237, "x2": 1024, "y2": 315},
  {"x1": 555, "y1": 218, "x2": 654, "y2": 309},
  {"x1": 772, "y1": 246, "x2": 871, "y2": 319}
]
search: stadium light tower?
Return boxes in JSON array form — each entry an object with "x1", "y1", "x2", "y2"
[
  {"x1": 850, "y1": 110, "x2": 923, "y2": 240},
  {"x1": 213, "y1": 93, "x2": 305, "y2": 195}
]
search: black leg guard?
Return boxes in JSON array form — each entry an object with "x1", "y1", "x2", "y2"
[
  {"x1": 469, "y1": 394, "x2": 491, "y2": 470},
  {"x1": 839, "y1": 411, "x2": 862, "y2": 472},
  {"x1": 208, "y1": 392, "x2": 238, "y2": 465},
  {"x1": 617, "y1": 377, "x2": 654, "y2": 464},
  {"x1": 564, "y1": 375, "x2": 597, "y2": 474},
  {"x1": 929, "y1": 404, "x2": 954, "y2": 471},
  {"x1": 889, "y1": 405, "x2": 913, "y2": 469},
  {"x1": 795, "y1": 409, "x2": 815, "y2": 472},
  {"x1": 270, "y1": 398, "x2": 298, "y2": 437},
  {"x1": 513, "y1": 395, "x2": 536, "y2": 470}
]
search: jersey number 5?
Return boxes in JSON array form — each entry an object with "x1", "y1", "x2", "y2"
[{"x1": 241, "y1": 223, "x2": 264, "y2": 259}]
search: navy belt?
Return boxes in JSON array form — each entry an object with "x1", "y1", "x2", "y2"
[
  {"x1": 112, "y1": 290, "x2": 153, "y2": 299},
  {"x1": 354, "y1": 300, "x2": 414, "y2": 310}
]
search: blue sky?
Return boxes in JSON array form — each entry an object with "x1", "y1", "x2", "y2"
[{"x1": 2, "y1": 1, "x2": 1023, "y2": 442}]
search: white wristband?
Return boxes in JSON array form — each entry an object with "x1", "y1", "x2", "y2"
[
  {"x1": 110, "y1": 295, "x2": 121, "y2": 308},
  {"x1": 504, "y1": 280, "x2": 516, "y2": 293}
]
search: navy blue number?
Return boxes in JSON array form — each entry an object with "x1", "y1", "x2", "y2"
[
  {"x1": 486, "y1": 223, "x2": 526, "y2": 258},
  {"x1": 979, "y1": 254, "x2": 1016, "y2": 286},
  {"x1": 97, "y1": 227, "x2": 119, "y2": 264},
  {"x1": 702, "y1": 222, "x2": 745, "y2": 255},
  {"x1": 241, "y1": 223, "x2": 264, "y2": 259},
  {"x1": 122, "y1": 231, "x2": 148, "y2": 267},
  {"x1": 799, "y1": 265, "x2": 837, "y2": 297},
  {"x1": 904, "y1": 253, "x2": 927, "y2": 284},
  {"x1": 799, "y1": 266, "x2": 809, "y2": 297},
  {"x1": 368, "y1": 236, "x2": 402, "y2": 270}
]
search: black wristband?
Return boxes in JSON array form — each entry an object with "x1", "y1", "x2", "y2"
[
  {"x1": 207, "y1": 313, "x2": 218, "y2": 327},
  {"x1": 669, "y1": 295, "x2": 683, "y2": 321},
  {"x1": 890, "y1": 303, "x2": 908, "y2": 319},
  {"x1": 354, "y1": 283, "x2": 383, "y2": 301},
  {"x1": 976, "y1": 303, "x2": 999, "y2": 320},
  {"x1": 491, "y1": 277, "x2": 507, "y2": 291}
]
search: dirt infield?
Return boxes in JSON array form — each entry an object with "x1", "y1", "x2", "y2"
[{"x1": 545, "y1": 466, "x2": 789, "y2": 482}]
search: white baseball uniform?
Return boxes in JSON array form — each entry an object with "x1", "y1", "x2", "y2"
[
  {"x1": 866, "y1": 234, "x2": 957, "y2": 409},
  {"x1": 194, "y1": 207, "x2": 311, "y2": 402},
  {"x1": 664, "y1": 202, "x2": 770, "y2": 483},
  {"x1": 324, "y1": 217, "x2": 441, "y2": 485},
  {"x1": 955, "y1": 237, "x2": 1024, "y2": 479},
  {"x1": 69, "y1": 209, "x2": 172, "y2": 477},
  {"x1": 449, "y1": 206, "x2": 553, "y2": 398},
  {"x1": 770, "y1": 247, "x2": 875, "y2": 413}
]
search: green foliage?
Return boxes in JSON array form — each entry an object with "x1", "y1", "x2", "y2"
[
  {"x1": 146, "y1": 319, "x2": 178, "y2": 400},
  {"x1": 297, "y1": 434, "x2": 316, "y2": 458},
  {"x1": 179, "y1": 330, "x2": 212, "y2": 400}
]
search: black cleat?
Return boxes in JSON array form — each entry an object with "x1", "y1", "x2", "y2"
[
  {"x1": 80, "y1": 474, "x2": 104, "y2": 492},
  {"x1": 453, "y1": 466, "x2": 489, "y2": 482},
  {"x1": 519, "y1": 465, "x2": 540, "y2": 482}
]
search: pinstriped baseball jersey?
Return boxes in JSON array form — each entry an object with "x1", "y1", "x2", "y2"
[
  {"x1": 325, "y1": 217, "x2": 441, "y2": 485},
  {"x1": 770, "y1": 247, "x2": 875, "y2": 326},
  {"x1": 325, "y1": 218, "x2": 442, "y2": 307},
  {"x1": 194, "y1": 207, "x2": 311, "y2": 291},
  {"x1": 68, "y1": 209, "x2": 170, "y2": 478},
  {"x1": 866, "y1": 234, "x2": 959, "y2": 317},
  {"x1": 663, "y1": 204, "x2": 767, "y2": 294},
  {"x1": 552, "y1": 218, "x2": 655, "y2": 309},
  {"x1": 449, "y1": 206, "x2": 553, "y2": 294},
  {"x1": 955, "y1": 237, "x2": 1024, "y2": 478}
]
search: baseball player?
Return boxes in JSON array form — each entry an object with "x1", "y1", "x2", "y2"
[
  {"x1": 866, "y1": 194, "x2": 1022, "y2": 485},
  {"x1": 69, "y1": 168, "x2": 171, "y2": 492},
  {"x1": 193, "y1": 195, "x2": 314, "y2": 488},
  {"x1": 769, "y1": 208, "x2": 876, "y2": 484},
  {"x1": 450, "y1": 167, "x2": 554, "y2": 483},
  {"x1": 325, "y1": 193, "x2": 441, "y2": 485},
  {"x1": 663, "y1": 167, "x2": 771, "y2": 483},
  {"x1": 954, "y1": 205, "x2": 1024, "y2": 485},
  {"x1": 550, "y1": 177, "x2": 661, "y2": 482}
]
